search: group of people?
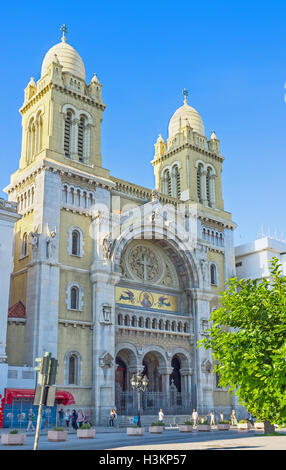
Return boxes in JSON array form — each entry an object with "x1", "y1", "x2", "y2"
[
  {"x1": 191, "y1": 408, "x2": 238, "y2": 426},
  {"x1": 58, "y1": 409, "x2": 92, "y2": 431}
]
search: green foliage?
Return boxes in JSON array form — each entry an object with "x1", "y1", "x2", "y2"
[
  {"x1": 218, "y1": 420, "x2": 229, "y2": 424},
  {"x1": 198, "y1": 257, "x2": 286, "y2": 427},
  {"x1": 53, "y1": 427, "x2": 64, "y2": 431},
  {"x1": 184, "y1": 420, "x2": 194, "y2": 425},
  {"x1": 151, "y1": 422, "x2": 165, "y2": 426},
  {"x1": 9, "y1": 429, "x2": 19, "y2": 434},
  {"x1": 80, "y1": 424, "x2": 91, "y2": 429}
]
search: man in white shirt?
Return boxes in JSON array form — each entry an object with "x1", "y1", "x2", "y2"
[
  {"x1": 192, "y1": 409, "x2": 199, "y2": 426},
  {"x1": 158, "y1": 409, "x2": 164, "y2": 422}
]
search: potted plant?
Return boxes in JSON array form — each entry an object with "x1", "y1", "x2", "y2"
[
  {"x1": 77, "y1": 423, "x2": 96, "y2": 439},
  {"x1": 254, "y1": 421, "x2": 265, "y2": 430},
  {"x1": 126, "y1": 425, "x2": 145, "y2": 436},
  {"x1": 149, "y1": 421, "x2": 164, "y2": 433},
  {"x1": 197, "y1": 418, "x2": 211, "y2": 431},
  {"x1": 217, "y1": 420, "x2": 230, "y2": 430},
  {"x1": 237, "y1": 420, "x2": 251, "y2": 430},
  {"x1": 48, "y1": 426, "x2": 67, "y2": 441},
  {"x1": 178, "y1": 420, "x2": 193, "y2": 432},
  {"x1": 1, "y1": 429, "x2": 26, "y2": 446}
]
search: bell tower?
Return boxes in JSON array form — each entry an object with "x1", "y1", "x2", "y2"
[
  {"x1": 16, "y1": 26, "x2": 109, "y2": 181},
  {"x1": 152, "y1": 90, "x2": 225, "y2": 211}
]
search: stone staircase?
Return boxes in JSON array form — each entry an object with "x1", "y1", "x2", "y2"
[{"x1": 117, "y1": 415, "x2": 191, "y2": 428}]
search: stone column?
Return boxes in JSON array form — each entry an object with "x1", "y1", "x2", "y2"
[
  {"x1": 190, "y1": 288, "x2": 214, "y2": 415},
  {"x1": 90, "y1": 202, "x2": 121, "y2": 425},
  {"x1": 0, "y1": 200, "x2": 21, "y2": 399},
  {"x1": 24, "y1": 168, "x2": 61, "y2": 364},
  {"x1": 90, "y1": 268, "x2": 120, "y2": 425}
]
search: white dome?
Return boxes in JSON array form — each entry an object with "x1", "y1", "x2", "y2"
[
  {"x1": 168, "y1": 100, "x2": 205, "y2": 137},
  {"x1": 41, "y1": 40, "x2": 85, "y2": 81}
]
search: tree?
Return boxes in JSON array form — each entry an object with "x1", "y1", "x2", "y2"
[{"x1": 199, "y1": 258, "x2": 286, "y2": 431}]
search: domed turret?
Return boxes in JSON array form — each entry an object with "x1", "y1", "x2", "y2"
[
  {"x1": 168, "y1": 91, "x2": 205, "y2": 137},
  {"x1": 41, "y1": 27, "x2": 85, "y2": 81}
]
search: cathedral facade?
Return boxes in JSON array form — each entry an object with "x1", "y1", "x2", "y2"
[{"x1": 4, "y1": 31, "x2": 238, "y2": 424}]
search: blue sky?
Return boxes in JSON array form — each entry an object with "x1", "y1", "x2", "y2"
[{"x1": 0, "y1": 0, "x2": 285, "y2": 246}]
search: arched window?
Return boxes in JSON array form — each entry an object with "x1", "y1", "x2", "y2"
[
  {"x1": 71, "y1": 230, "x2": 80, "y2": 256},
  {"x1": 206, "y1": 165, "x2": 216, "y2": 207},
  {"x1": 67, "y1": 352, "x2": 80, "y2": 385},
  {"x1": 27, "y1": 118, "x2": 35, "y2": 164},
  {"x1": 82, "y1": 191, "x2": 87, "y2": 208},
  {"x1": 22, "y1": 233, "x2": 28, "y2": 257},
  {"x1": 75, "y1": 189, "x2": 81, "y2": 206},
  {"x1": 78, "y1": 115, "x2": 86, "y2": 162},
  {"x1": 64, "y1": 111, "x2": 73, "y2": 157},
  {"x1": 210, "y1": 264, "x2": 217, "y2": 286},
  {"x1": 70, "y1": 286, "x2": 79, "y2": 310},
  {"x1": 172, "y1": 165, "x2": 181, "y2": 199},
  {"x1": 36, "y1": 112, "x2": 43, "y2": 155},
  {"x1": 62, "y1": 185, "x2": 68, "y2": 203},
  {"x1": 206, "y1": 167, "x2": 211, "y2": 206},
  {"x1": 162, "y1": 169, "x2": 171, "y2": 196},
  {"x1": 197, "y1": 163, "x2": 203, "y2": 202}
]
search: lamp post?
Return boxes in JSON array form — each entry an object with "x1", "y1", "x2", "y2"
[{"x1": 130, "y1": 372, "x2": 148, "y2": 428}]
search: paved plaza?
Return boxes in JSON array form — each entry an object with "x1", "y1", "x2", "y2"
[{"x1": 0, "y1": 427, "x2": 285, "y2": 451}]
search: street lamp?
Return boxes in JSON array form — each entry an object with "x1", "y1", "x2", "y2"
[{"x1": 130, "y1": 372, "x2": 148, "y2": 428}]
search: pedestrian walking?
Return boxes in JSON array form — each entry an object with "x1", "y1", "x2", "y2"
[
  {"x1": 230, "y1": 409, "x2": 237, "y2": 426},
  {"x1": 219, "y1": 411, "x2": 224, "y2": 422},
  {"x1": 58, "y1": 408, "x2": 64, "y2": 427},
  {"x1": 26, "y1": 409, "x2": 35, "y2": 432},
  {"x1": 65, "y1": 409, "x2": 71, "y2": 431},
  {"x1": 71, "y1": 409, "x2": 78, "y2": 431},
  {"x1": 84, "y1": 409, "x2": 92, "y2": 426},
  {"x1": 109, "y1": 409, "x2": 116, "y2": 427},
  {"x1": 77, "y1": 409, "x2": 85, "y2": 428},
  {"x1": 248, "y1": 412, "x2": 254, "y2": 425},
  {"x1": 209, "y1": 411, "x2": 215, "y2": 426},
  {"x1": 191, "y1": 409, "x2": 199, "y2": 426},
  {"x1": 158, "y1": 409, "x2": 164, "y2": 423}
]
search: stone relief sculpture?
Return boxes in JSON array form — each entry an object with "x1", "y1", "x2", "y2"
[
  {"x1": 101, "y1": 304, "x2": 112, "y2": 324},
  {"x1": 45, "y1": 225, "x2": 57, "y2": 259},
  {"x1": 102, "y1": 232, "x2": 113, "y2": 260}
]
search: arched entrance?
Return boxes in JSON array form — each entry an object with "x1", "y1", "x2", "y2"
[
  {"x1": 170, "y1": 355, "x2": 181, "y2": 392},
  {"x1": 112, "y1": 221, "x2": 200, "y2": 416},
  {"x1": 142, "y1": 351, "x2": 164, "y2": 392}
]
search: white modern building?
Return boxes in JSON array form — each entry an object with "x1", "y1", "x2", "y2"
[
  {"x1": 235, "y1": 236, "x2": 286, "y2": 281},
  {"x1": 0, "y1": 199, "x2": 21, "y2": 401}
]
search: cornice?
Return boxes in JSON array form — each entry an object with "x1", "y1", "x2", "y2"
[
  {"x1": 152, "y1": 142, "x2": 224, "y2": 166},
  {"x1": 5, "y1": 158, "x2": 116, "y2": 194},
  {"x1": 53, "y1": 84, "x2": 106, "y2": 111},
  {"x1": 20, "y1": 82, "x2": 52, "y2": 115},
  {"x1": 19, "y1": 81, "x2": 105, "y2": 114}
]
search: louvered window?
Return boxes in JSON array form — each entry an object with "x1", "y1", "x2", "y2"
[
  {"x1": 64, "y1": 111, "x2": 72, "y2": 157},
  {"x1": 78, "y1": 116, "x2": 85, "y2": 162}
]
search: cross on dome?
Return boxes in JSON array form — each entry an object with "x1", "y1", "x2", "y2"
[
  {"x1": 183, "y1": 88, "x2": 189, "y2": 104},
  {"x1": 60, "y1": 24, "x2": 68, "y2": 42}
]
